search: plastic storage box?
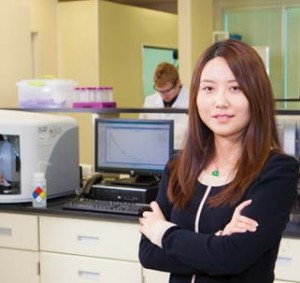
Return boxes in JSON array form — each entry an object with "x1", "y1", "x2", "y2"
[{"x1": 17, "y1": 79, "x2": 77, "y2": 108}]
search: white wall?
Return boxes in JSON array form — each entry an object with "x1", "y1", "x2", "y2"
[
  {"x1": 0, "y1": 0, "x2": 58, "y2": 108},
  {"x1": 0, "y1": 0, "x2": 32, "y2": 107}
]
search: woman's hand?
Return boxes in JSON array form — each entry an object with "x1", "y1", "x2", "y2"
[
  {"x1": 139, "y1": 201, "x2": 175, "y2": 247},
  {"x1": 139, "y1": 201, "x2": 166, "y2": 235},
  {"x1": 216, "y1": 199, "x2": 258, "y2": 236}
]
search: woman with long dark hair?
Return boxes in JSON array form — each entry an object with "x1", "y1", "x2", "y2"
[{"x1": 139, "y1": 39, "x2": 299, "y2": 283}]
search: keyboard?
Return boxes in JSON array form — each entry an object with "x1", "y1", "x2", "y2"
[{"x1": 62, "y1": 197, "x2": 151, "y2": 216}]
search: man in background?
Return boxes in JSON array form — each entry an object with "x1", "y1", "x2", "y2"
[{"x1": 140, "y1": 62, "x2": 189, "y2": 150}]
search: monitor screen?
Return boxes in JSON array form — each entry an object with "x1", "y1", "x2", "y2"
[{"x1": 94, "y1": 118, "x2": 174, "y2": 177}]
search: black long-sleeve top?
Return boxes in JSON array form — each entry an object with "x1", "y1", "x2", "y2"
[{"x1": 139, "y1": 152, "x2": 299, "y2": 283}]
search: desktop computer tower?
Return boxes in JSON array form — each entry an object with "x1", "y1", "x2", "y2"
[{"x1": 90, "y1": 182, "x2": 158, "y2": 204}]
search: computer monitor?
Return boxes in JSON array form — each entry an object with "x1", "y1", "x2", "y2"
[{"x1": 94, "y1": 118, "x2": 174, "y2": 185}]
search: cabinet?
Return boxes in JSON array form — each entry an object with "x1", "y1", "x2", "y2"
[
  {"x1": 3, "y1": 210, "x2": 299, "y2": 283},
  {"x1": 39, "y1": 215, "x2": 142, "y2": 283},
  {"x1": 0, "y1": 210, "x2": 169, "y2": 283},
  {"x1": 0, "y1": 213, "x2": 39, "y2": 283},
  {"x1": 275, "y1": 237, "x2": 300, "y2": 283}
]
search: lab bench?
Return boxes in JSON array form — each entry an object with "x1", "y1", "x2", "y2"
[
  {"x1": 0, "y1": 195, "x2": 299, "y2": 283},
  {"x1": 0, "y1": 107, "x2": 300, "y2": 282},
  {"x1": 0, "y1": 195, "x2": 169, "y2": 283}
]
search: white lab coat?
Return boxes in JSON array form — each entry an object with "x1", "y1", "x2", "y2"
[{"x1": 139, "y1": 85, "x2": 189, "y2": 150}]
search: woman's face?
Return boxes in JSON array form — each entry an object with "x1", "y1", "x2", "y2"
[{"x1": 197, "y1": 57, "x2": 250, "y2": 142}]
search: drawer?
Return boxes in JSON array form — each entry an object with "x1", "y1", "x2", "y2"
[
  {"x1": 40, "y1": 251, "x2": 142, "y2": 283},
  {"x1": 0, "y1": 213, "x2": 38, "y2": 250},
  {"x1": 40, "y1": 216, "x2": 140, "y2": 261},
  {"x1": 275, "y1": 238, "x2": 300, "y2": 282}
]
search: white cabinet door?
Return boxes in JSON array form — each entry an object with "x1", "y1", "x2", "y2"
[
  {"x1": 40, "y1": 251, "x2": 142, "y2": 283},
  {"x1": 275, "y1": 238, "x2": 300, "y2": 282},
  {"x1": 0, "y1": 248, "x2": 39, "y2": 283},
  {"x1": 143, "y1": 268, "x2": 169, "y2": 283}
]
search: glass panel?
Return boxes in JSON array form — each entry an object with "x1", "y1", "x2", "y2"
[
  {"x1": 0, "y1": 135, "x2": 21, "y2": 195},
  {"x1": 284, "y1": 8, "x2": 300, "y2": 110},
  {"x1": 224, "y1": 8, "x2": 283, "y2": 99}
]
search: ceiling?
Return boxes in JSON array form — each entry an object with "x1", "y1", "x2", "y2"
[
  {"x1": 101, "y1": 0, "x2": 177, "y2": 14},
  {"x1": 59, "y1": 0, "x2": 177, "y2": 14}
]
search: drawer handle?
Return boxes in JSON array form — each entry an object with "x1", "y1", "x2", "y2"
[
  {"x1": 78, "y1": 270, "x2": 100, "y2": 281},
  {"x1": 0, "y1": 227, "x2": 12, "y2": 236},
  {"x1": 77, "y1": 235, "x2": 100, "y2": 245}
]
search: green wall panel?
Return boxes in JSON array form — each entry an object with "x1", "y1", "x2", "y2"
[
  {"x1": 142, "y1": 46, "x2": 178, "y2": 99},
  {"x1": 224, "y1": 8, "x2": 283, "y2": 99}
]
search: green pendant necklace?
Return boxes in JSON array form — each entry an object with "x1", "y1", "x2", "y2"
[{"x1": 211, "y1": 168, "x2": 220, "y2": 177}]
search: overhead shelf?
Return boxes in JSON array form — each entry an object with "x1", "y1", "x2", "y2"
[{"x1": 2, "y1": 107, "x2": 300, "y2": 115}]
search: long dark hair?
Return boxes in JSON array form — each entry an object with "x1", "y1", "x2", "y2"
[{"x1": 167, "y1": 39, "x2": 282, "y2": 208}]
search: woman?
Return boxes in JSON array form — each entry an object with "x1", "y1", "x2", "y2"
[{"x1": 138, "y1": 39, "x2": 299, "y2": 283}]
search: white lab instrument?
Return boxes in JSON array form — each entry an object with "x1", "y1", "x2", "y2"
[{"x1": 0, "y1": 110, "x2": 79, "y2": 203}]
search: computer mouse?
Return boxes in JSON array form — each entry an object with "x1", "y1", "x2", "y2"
[{"x1": 138, "y1": 205, "x2": 153, "y2": 217}]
